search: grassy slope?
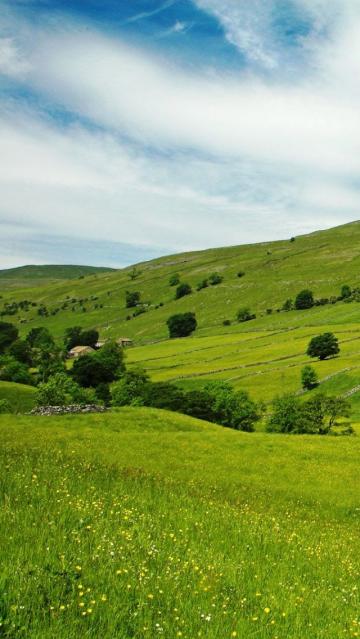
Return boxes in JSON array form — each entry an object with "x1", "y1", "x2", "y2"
[
  {"x1": 1, "y1": 407, "x2": 359, "y2": 638},
  {"x1": 3, "y1": 221, "x2": 360, "y2": 406},
  {"x1": 0, "y1": 381, "x2": 37, "y2": 413},
  {"x1": 0, "y1": 264, "x2": 114, "y2": 289}
]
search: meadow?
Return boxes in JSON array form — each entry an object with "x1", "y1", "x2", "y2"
[{"x1": 1, "y1": 407, "x2": 360, "y2": 639}]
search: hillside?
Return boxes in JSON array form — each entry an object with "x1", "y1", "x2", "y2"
[
  {"x1": 1, "y1": 407, "x2": 359, "y2": 638},
  {"x1": 3, "y1": 221, "x2": 360, "y2": 405},
  {"x1": 0, "y1": 264, "x2": 115, "y2": 288}
]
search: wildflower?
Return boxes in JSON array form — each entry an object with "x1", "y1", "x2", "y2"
[
  {"x1": 264, "y1": 607, "x2": 271, "y2": 614},
  {"x1": 100, "y1": 594, "x2": 107, "y2": 602}
]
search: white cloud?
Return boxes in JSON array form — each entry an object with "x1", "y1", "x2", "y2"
[
  {"x1": 0, "y1": 2, "x2": 360, "y2": 267},
  {"x1": 0, "y1": 37, "x2": 30, "y2": 76}
]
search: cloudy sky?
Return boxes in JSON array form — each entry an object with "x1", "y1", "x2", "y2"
[{"x1": 1, "y1": 0, "x2": 360, "y2": 268}]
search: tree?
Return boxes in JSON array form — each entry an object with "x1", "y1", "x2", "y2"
[
  {"x1": 282, "y1": 299, "x2": 293, "y2": 312},
  {"x1": 71, "y1": 341, "x2": 124, "y2": 387},
  {"x1": 26, "y1": 327, "x2": 54, "y2": 349},
  {"x1": 111, "y1": 369, "x2": 149, "y2": 407},
  {"x1": 267, "y1": 392, "x2": 351, "y2": 435},
  {"x1": 204, "y1": 381, "x2": 260, "y2": 432},
  {"x1": 0, "y1": 358, "x2": 33, "y2": 385},
  {"x1": 236, "y1": 307, "x2": 256, "y2": 323},
  {"x1": 142, "y1": 382, "x2": 185, "y2": 412},
  {"x1": 175, "y1": 283, "x2": 192, "y2": 299},
  {"x1": 37, "y1": 372, "x2": 96, "y2": 406},
  {"x1": 267, "y1": 395, "x2": 309, "y2": 434},
  {"x1": 8, "y1": 339, "x2": 32, "y2": 365},
  {"x1": 0, "y1": 322, "x2": 18, "y2": 354},
  {"x1": 301, "y1": 365, "x2": 319, "y2": 390},
  {"x1": 295, "y1": 289, "x2": 314, "y2": 310},
  {"x1": 208, "y1": 273, "x2": 223, "y2": 286},
  {"x1": 196, "y1": 279, "x2": 208, "y2": 291},
  {"x1": 95, "y1": 383, "x2": 112, "y2": 406},
  {"x1": 64, "y1": 326, "x2": 82, "y2": 350},
  {"x1": 128, "y1": 266, "x2": 142, "y2": 280},
  {"x1": 167, "y1": 313, "x2": 197, "y2": 338},
  {"x1": 307, "y1": 332, "x2": 339, "y2": 360},
  {"x1": 340, "y1": 284, "x2": 352, "y2": 299},
  {"x1": 169, "y1": 273, "x2": 180, "y2": 287},
  {"x1": 125, "y1": 291, "x2": 141, "y2": 308},
  {"x1": 78, "y1": 329, "x2": 99, "y2": 348},
  {"x1": 237, "y1": 271, "x2": 245, "y2": 278}
]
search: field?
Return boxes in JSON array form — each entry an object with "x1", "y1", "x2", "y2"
[
  {"x1": 0, "y1": 381, "x2": 37, "y2": 413},
  {"x1": 1, "y1": 407, "x2": 360, "y2": 639}
]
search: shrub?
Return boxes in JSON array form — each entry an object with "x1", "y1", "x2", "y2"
[
  {"x1": 0, "y1": 399, "x2": 11, "y2": 414},
  {"x1": 142, "y1": 382, "x2": 185, "y2": 412},
  {"x1": 8, "y1": 339, "x2": 32, "y2": 365},
  {"x1": 37, "y1": 372, "x2": 95, "y2": 406},
  {"x1": 204, "y1": 381, "x2": 261, "y2": 432},
  {"x1": 282, "y1": 299, "x2": 293, "y2": 312},
  {"x1": 132, "y1": 306, "x2": 147, "y2": 317},
  {"x1": 236, "y1": 308, "x2": 256, "y2": 323},
  {"x1": 167, "y1": 313, "x2": 197, "y2": 338},
  {"x1": 0, "y1": 322, "x2": 18, "y2": 354},
  {"x1": 95, "y1": 383, "x2": 112, "y2": 406},
  {"x1": 196, "y1": 279, "x2": 208, "y2": 291},
  {"x1": 307, "y1": 332, "x2": 339, "y2": 360},
  {"x1": 340, "y1": 284, "x2": 352, "y2": 299},
  {"x1": 0, "y1": 359, "x2": 33, "y2": 385},
  {"x1": 175, "y1": 283, "x2": 192, "y2": 299},
  {"x1": 125, "y1": 291, "x2": 141, "y2": 308},
  {"x1": 237, "y1": 271, "x2": 245, "y2": 278},
  {"x1": 26, "y1": 327, "x2": 54, "y2": 349},
  {"x1": 223, "y1": 319, "x2": 231, "y2": 326},
  {"x1": 295, "y1": 289, "x2": 314, "y2": 310},
  {"x1": 169, "y1": 273, "x2": 180, "y2": 287},
  {"x1": 301, "y1": 365, "x2": 319, "y2": 390},
  {"x1": 267, "y1": 393, "x2": 351, "y2": 435},
  {"x1": 208, "y1": 273, "x2": 223, "y2": 286},
  {"x1": 111, "y1": 369, "x2": 149, "y2": 407}
]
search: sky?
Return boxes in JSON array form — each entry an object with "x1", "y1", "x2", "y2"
[{"x1": 0, "y1": 0, "x2": 360, "y2": 268}]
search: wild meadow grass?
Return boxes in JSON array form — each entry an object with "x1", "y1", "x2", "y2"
[{"x1": 1, "y1": 408, "x2": 360, "y2": 638}]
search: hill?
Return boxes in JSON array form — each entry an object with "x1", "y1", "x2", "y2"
[
  {"x1": 1, "y1": 406, "x2": 359, "y2": 638},
  {"x1": 0, "y1": 264, "x2": 115, "y2": 288},
  {"x1": 0, "y1": 381, "x2": 37, "y2": 413},
  {"x1": 3, "y1": 221, "x2": 360, "y2": 406}
]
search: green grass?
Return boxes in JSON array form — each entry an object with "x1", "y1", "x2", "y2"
[
  {"x1": 0, "y1": 381, "x2": 37, "y2": 413},
  {"x1": 0, "y1": 264, "x2": 114, "y2": 289},
  {"x1": 1, "y1": 407, "x2": 360, "y2": 638}
]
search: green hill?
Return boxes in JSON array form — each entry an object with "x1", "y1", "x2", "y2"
[
  {"x1": 1, "y1": 407, "x2": 359, "y2": 638},
  {"x1": 0, "y1": 381, "x2": 37, "y2": 413},
  {"x1": 0, "y1": 264, "x2": 115, "y2": 288},
  {"x1": 3, "y1": 221, "x2": 360, "y2": 406}
]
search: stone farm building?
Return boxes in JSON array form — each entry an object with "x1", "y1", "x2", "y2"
[{"x1": 68, "y1": 345, "x2": 95, "y2": 358}]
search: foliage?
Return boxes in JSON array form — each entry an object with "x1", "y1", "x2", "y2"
[
  {"x1": 167, "y1": 313, "x2": 197, "y2": 338},
  {"x1": 0, "y1": 399, "x2": 11, "y2": 413},
  {"x1": 237, "y1": 271, "x2": 245, "y2": 278},
  {"x1": 8, "y1": 339, "x2": 32, "y2": 365},
  {"x1": 307, "y1": 332, "x2": 340, "y2": 360},
  {"x1": 196, "y1": 279, "x2": 208, "y2": 291},
  {"x1": 175, "y1": 282, "x2": 192, "y2": 299},
  {"x1": 204, "y1": 381, "x2": 261, "y2": 432},
  {"x1": 72, "y1": 341, "x2": 124, "y2": 387},
  {"x1": 111, "y1": 369, "x2": 149, "y2": 407},
  {"x1": 128, "y1": 266, "x2": 142, "y2": 280},
  {"x1": 267, "y1": 393, "x2": 352, "y2": 435},
  {"x1": 0, "y1": 358, "x2": 33, "y2": 386},
  {"x1": 295, "y1": 289, "x2": 314, "y2": 310},
  {"x1": 340, "y1": 284, "x2": 352, "y2": 299},
  {"x1": 169, "y1": 273, "x2": 180, "y2": 287},
  {"x1": 236, "y1": 307, "x2": 256, "y2": 323},
  {"x1": 37, "y1": 372, "x2": 95, "y2": 406},
  {"x1": 208, "y1": 273, "x2": 223, "y2": 286},
  {"x1": 125, "y1": 291, "x2": 141, "y2": 308},
  {"x1": 282, "y1": 298, "x2": 293, "y2": 312},
  {"x1": 26, "y1": 327, "x2": 54, "y2": 349},
  {"x1": 0, "y1": 321, "x2": 18, "y2": 354},
  {"x1": 301, "y1": 365, "x2": 319, "y2": 390},
  {"x1": 95, "y1": 383, "x2": 112, "y2": 407}
]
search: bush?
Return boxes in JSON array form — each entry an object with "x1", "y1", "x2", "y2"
[
  {"x1": 340, "y1": 284, "x2": 352, "y2": 299},
  {"x1": 267, "y1": 393, "x2": 351, "y2": 435},
  {"x1": 307, "y1": 332, "x2": 339, "y2": 360},
  {"x1": 282, "y1": 299, "x2": 293, "y2": 312},
  {"x1": 204, "y1": 381, "x2": 261, "y2": 432},
  {"x1": 237, "y1": 271, "x2": 245, "y2": 278},
  {"x1": 169, "y1": 273, "x2": 180, "y2": 287},
  {"x1": 95, "y1": 383, "x2": 112, "y2": 406},
  {"x1": 0, "y1": 358, "x2": 33, "y2": 385},
  {"x1": 167, "y1": 313, "x2": 197, "y2": 338},
  {"x1": 196, "y1": 279, "x2": 208, "y2": 291},
  {"x1": 37, "y1": 372, "x2": 95, "y2": 406},
  {"x1": 0, "y1": 322, "x2": 18, "y2": 354},
  {"x1": 8, "y1": 339, "x2": 32, "y2": 365},
  {"x1": 301, "y1": 365, "x2": 319, "y2": 390},
  {"x1": 223, "y1": 319, "x2": 231, "y2": 326},
  {"x1": 295, "y1": 289, "x2": 314, "y2": 310},
  {"x1": 26, "y1": 327, "x2": 54, "y2": 349},
  {"x1": 175, "y1": 283, "x2": 192, "y2": 299},
  {"x1": 0, "y1": 399, "x2": 11, "y2": 414},
  {"x1": 64, "y1": 327, "x2": 99, "y2": 350},
  {"x1": 208, "y1": 273, "x2": 223, "y2": 286},
  {"x1": 125, "y1": 291, "x2": 141, "y2": 308},
  {"x1": 236, "y1": 308, "x2": 256, "y2": 323},
  {"x1": 111, "y1": 369, "x2": 149, "y2": 407},
  {"x1": 142, "y1": 382, "x2": 185, "y2": 412}
]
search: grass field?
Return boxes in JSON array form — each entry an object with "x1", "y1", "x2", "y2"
[
  {"x1": 0, "y1": 265, "x2": 114, "y2": 289},
  {"x1": 0, "y1": 381, "x2": 37, "y2": 413},
  {"x1": 1, "y1": 407, "x2": 359, "y2": 638}
]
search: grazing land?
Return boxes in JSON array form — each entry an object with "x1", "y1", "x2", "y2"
[{"x1": 1, "y1": 408, "x2": 360, "y2": 639}]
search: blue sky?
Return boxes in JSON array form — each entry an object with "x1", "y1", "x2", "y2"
[{"x1": 0, "y1": 0, "x2": 360, "y2": 267}]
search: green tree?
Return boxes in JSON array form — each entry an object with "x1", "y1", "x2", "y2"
[
  {"x1": 236, "y1": 307, "x2": 255, "y2": 323},
  {"x1": 167, "y1": 313, "x2": 197, "y2": 338},
  {"x1": 208, "y1": 273, "x2": 223, "y2": 286},
  {"x1": 125, "y1": 291, "x2": 141, "y2": 308},
  {"x1": 0, "y1": 358, "x2": 33, "y2": 386},
  {"x1": 64, "y1": 326, "x2": 82, "y2": 350},
  {"x1": 204, "y1": 381, "x2": 260, "y2": 432},
  {"x1": 196, "y1": 279, "x2": 208, "y2": 291},
  {"x1": 282, "y1": 299, "x2": 293, "y2": 312},
  {"x1": 0, "y1": 322, "x2": 18, "y2": 354},
  {"x1": 307, "y1": 333, "x2": 340, "y2": 360},
  {"x1": 95, "y1": 383, "x2": 112, "y2": 407},
  {"x1": 36, "y1": 372, "x2": 95, "y2": 406},
  {"x1": 175, "y1": 283, "x2": 192, "y2": 299},
  {"x1": 295, "y1": 289, "x2": 314, "y2": 310},
  {"x1": 112, "y1": 369, "x2": 149, "y2": 407},
  {"x1": 301, "y1": 365, "x2": 319, "y2": 390},
  {"x1": 169, "y1": 273, "x2": 180, "y2": 287},
  {"x1": 267, "y1": 395, "x2": 308, "y2": 434},
  {"x1": 8, "y1": 339, "x2": 32, "y2": 365},
  {"x1": 26, "y1": 327, "x2": 54, "y2": 349},
  {"x1": 340, "y1": 284, "x2": 352, "y2": 299},
  {"x1": 78, "y1": 329, "x2": 99, "y2": 348}
]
